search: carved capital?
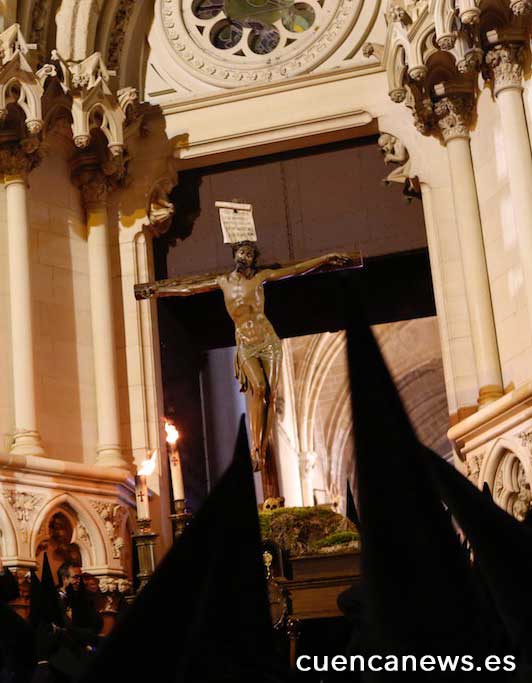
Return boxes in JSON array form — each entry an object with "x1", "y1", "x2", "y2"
[
  {"x1": 485, "y1": 43, "x2": 526, "y2": 96},
  {"x1": 434, "y1": 94, "x2": 475, "y2": 143},
  {"x1": 74, "y1": 169, "x2": 109, "y2": 209},
  {"x1": 518, "y1": 429, "x2": 532, "y2": 451},
  {"x1": 0, "y1": 141, "x2": 43, "y2": 180},
  {"x1": 510, "y1": 0, "x2": 532, "y2": 15},
  {"x1": 389, "y1": 6, "x2": 410, "y2": 24},
  {"x1": 457, "y1": 48, "x2": 483, "y2": 75}
]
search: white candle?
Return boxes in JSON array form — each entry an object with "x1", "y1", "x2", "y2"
[
  {"x1": 135, "y1": 449, "x2": 157, "y2": 521},
  {"x1": 135, "y1": 475, "x2": 150, "y2": 520},
  {"x1": 165, "y1": 422, "x2": 185, "y2": 501}
]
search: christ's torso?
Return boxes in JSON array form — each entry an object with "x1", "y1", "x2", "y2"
[{"x1": 218, "y1": 270, "x2": 278, "y2": 348}]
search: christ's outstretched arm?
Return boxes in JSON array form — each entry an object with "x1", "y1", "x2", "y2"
[
  {"x1": 261, "y1": 252, "x2": 358, "y2": 283},
  {"x1": 135, "y1": 273, "x2": 220, "y2": 300}
]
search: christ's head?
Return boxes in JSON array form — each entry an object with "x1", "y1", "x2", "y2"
[{"x1": 232, "y1": 241, "x2": 259, "y2": 274}]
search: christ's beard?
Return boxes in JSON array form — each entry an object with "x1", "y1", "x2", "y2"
[{"x1": 235, "y1": 260, "x2": 255, "y2": 273}]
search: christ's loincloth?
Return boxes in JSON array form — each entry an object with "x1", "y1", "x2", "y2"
[{"x1": 234, "y1": 335, "x2": 282, "y2": 394}]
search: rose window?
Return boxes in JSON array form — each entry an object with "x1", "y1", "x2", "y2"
[
  {"x1": 189, "y1": 0, "x2": 321, "y2": 57},
  {"x1": 160, "y1": 0, "x2": 364, "y2": 86}
]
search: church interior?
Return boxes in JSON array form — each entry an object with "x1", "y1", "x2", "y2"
[{"x1": 2, "y1": 0, "x2": 532, "y2": 680}]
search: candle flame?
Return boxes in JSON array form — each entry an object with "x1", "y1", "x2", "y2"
[
  {"x1": 137, "y1": 449, "x2": 157, "y2": 476},
  {"x1": 165, "y1": 421, "x2": 180, "y2": 445}
]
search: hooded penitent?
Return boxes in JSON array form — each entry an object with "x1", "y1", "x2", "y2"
[
  {"x1": 78, "y1": 416, "x2": 281, "y2": 683},
  {"x1": 344, "y1": 291, "x2": 503, "y2": 680},
  {"x1": 428, "y1": 450, "x2": 532, "y2": 678}
]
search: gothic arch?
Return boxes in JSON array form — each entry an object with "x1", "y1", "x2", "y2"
[
  {"x1": 0, "y1": 500, "x2": 19, "y2": 557},
  {"x1": 478, "y1": 436, "x2": 532, "y2": 518},
  {"x1": 297, "y1": 332, "x2": 347, "y2": 453},
  {"x1": 29, "y1": 493, "x2": 108, "y2": 568}
]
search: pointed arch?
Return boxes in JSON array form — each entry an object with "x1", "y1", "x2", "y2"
[{"x1": 29, "y1": 493, "x2": 108, "y2": 568}]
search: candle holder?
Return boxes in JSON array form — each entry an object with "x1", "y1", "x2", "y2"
[
  {"x1": 170, "y1": 499, "x2": 193, "y2": 540},
  {"x1": 132, "y1": 518, "x2": 158, "y2": 592}
]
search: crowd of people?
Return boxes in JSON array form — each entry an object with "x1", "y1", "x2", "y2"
[
  {"x1": 0, "y1": 555, "x2": 104, "y2": 683},
  {"x1": 3, "y1": 304, "x2": 532, "y2": 681}
]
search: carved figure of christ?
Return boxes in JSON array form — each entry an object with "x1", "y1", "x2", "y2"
[{"x1": 135, "y1": 244, "x2": 362, "y2": 472}]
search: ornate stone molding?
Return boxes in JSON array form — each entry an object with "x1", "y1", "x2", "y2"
[
  {"x1": 485, "y1": 43, "x2": 526, "y2": 96},
  {"x1": 509, "y1": 0, "x2": 532, "y2": 16},
  {"x1": 1, "y1": 489, "x2": 44, "y2": 543},
  {"x1": 73, "y1": 168, "x2": 109, "y2": 209},
  {"x1": 89, "y1": 500, "x2": 128, "y2": 560},
  {"x1": 0, "y1": 25, "x2": 44, "y2": 137},
  {"x1": 518, "y1": 429, "x2": 532, "y2": 451},
  {"x1": 433, "y1": 93, "x2": 475, "y2": 143},
  {"x1": 159, "y1": 0, "x2": 364, "y2": 87},
  {"x1": 107, "y1": 0, "x2": 136, "y2": 71},
  {"x1": 46, "y1": 50, "x2": 136, "y2": 157},
  {"x1": 2, "y1": 490, "x2": 43, "y2": 524}
]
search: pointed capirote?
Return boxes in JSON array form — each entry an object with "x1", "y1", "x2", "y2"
[
  {"x1": 78, "y1": 415, "x2": 281, "y2": 683},
  {"x1": 344, "y1": 290, "x2": 498, "y2": 678},
  {"x1": 29, "y1": 553, "x2": 64, "y2": 628},
  {"x1": 428, "y1": 450, "x2": 532, "y2": 660}
]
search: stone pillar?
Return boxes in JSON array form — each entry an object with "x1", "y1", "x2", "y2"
[
  {"x1": 0, "y1": 147, "x2": 45, "y2": 456},
  {"x1": 299, "y1": 451, "x2": 317, "y2": 506},
  {"x1": 485, "y1": 41, "x2": 532, "y2": 341},
  {"x1": 434, "y1": 94, "x2": 503, "y2": 406},
  {"x1": 78, "y1": 169, "x2": 127, "y2": 468}
]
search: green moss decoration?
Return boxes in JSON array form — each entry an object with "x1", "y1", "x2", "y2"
[{"x1": 259, "y1": 505, "x2": 359, "y2": 557}]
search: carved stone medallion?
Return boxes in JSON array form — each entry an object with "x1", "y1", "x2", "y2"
[{"x1": 158, "y1": 0, "x2": 363, "y2": 86}]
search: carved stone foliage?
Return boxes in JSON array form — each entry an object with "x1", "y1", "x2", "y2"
[
  {"x1": 485, "y1": 43, "x2": 526, "y2": 96},
  {"x1": 465, "y1": 453, "x2": 482, "y2": 485},
  {"x1": 433, "y1": 94, "x2": 475, "y2": 142},
  {"x1": 2, "y1": 489, "x2": 44, "y2": 544},
  {"x1": 0, "y1": 142, "x2": 43, "y2": 177},
  {"x1": 89, "y1": 500, "x2": 128, "y2": 560},
  {"x1": 377, "y1": 1, "x2": 528, "y2": 140},
  {"x1": 73, "y1": 169, "x2": 109, "y2": 208},
  {"x1": 107, "y1": 0, "x2": 136, "y2": 71},
  {"x1": 30, "y1": 0, "x2": 55, "y2": 67},
  {"x1": 509, "y1": 0, "x2": 532, "y2": 16},
  {"x1": 2, "y1": 490, "x2": 43, "y2": 523},
  {"x1": 512, "y1": 462, "x2": 532, "y2": 520}
]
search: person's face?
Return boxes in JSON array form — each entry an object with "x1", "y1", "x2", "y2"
[
  {"x1": 234, "y1": 245, "x2": 255, "y2": 270},
  {"x1": 66, "y1": 566, "x2": 82, "y2": 591}
]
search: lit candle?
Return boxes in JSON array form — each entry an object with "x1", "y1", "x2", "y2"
[
  {"x1": 135, "y1": 450, "x2": 157, "y2": 521},
  {"x1": 165, "y1": 421, "x2": 185, "y2": 502}
]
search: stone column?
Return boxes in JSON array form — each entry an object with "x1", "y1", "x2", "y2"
[
  {"x1": 485, "y1": 41, "x2": 532, "y2": 340},
  {"x1": 434, "y1": 94, "x2": 503, "y2": 406},
  {"x1": 0, "y1": 147, "x2": 45, "y2": 456},
  {"x1": 299, "y1": 451, "x2": 317, "y2": 506},
  {"x1": 78, "y1": 169, "x2": 127, "y2": 468}
]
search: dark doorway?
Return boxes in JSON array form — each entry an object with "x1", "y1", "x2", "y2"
[{"x1": 154, "y1": 136, "x2": 433, "y2": 509}]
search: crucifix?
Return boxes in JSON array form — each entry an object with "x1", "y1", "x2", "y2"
[{"x1": 135, "y1": 201, "x2": 362, "y2": 473}]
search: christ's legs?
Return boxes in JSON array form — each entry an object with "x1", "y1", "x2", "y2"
[
  {"x1": 240, "y1": 356, "x2": 268, "y2": 471},
  {"x1": 259, "y1": 349, "x2": 281, "y2": 467}
]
